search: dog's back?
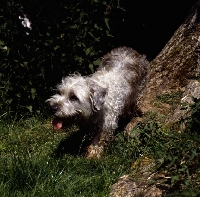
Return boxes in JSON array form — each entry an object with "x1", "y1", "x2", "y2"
[
  {"x1": 98, "y1": 46, "x2": 149, "y2": 73},
  {"x1": 92, "y1": 46, "x2": 150, "y2": 107}
]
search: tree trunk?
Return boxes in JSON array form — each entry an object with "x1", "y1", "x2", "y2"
[
  {"x1": 147, "y1": 0, "x2": 200, "y2": 96},
  {"x1": 111, "y1": 3, "x2": 200, "y2": 197},
  {"x1": 140, "y1": 0, "x2": 200, "y2": 117}
]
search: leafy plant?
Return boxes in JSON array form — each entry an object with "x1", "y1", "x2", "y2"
[
  {"x1": 0, "y1": 0, "x2": 124, "y2": 119},
  {"x1": 127, "y1": 111, "x2": 200, "y2": 195}
]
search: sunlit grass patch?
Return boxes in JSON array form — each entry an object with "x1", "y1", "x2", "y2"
[{"x1": 0, "y1": 118, "x2": 133, "y2": 196}]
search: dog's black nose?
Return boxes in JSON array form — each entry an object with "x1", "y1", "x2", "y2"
[{"x1": 50, "y1": 105, "x2": 58, "y2": 114}]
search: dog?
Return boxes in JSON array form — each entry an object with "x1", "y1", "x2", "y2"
[{"x1": 46, "y1": 46, "x2": 150, "y2": 158}]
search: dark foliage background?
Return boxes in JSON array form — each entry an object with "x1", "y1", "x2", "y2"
[
  {"x1": 0, "y1": 0, "x2": 122, "y2": 118},
  {"x1": 0, "y1": 0, "x2": 196, "y2": 119}
]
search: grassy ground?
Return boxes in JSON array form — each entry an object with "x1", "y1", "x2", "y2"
[
  {"x1": 0, "y1": 110, "x2": 200, "y2": 196},
  {"x1": 0, "y1": 117, "x2": 134, "y2": 197}
]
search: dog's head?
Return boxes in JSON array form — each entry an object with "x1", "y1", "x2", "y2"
[{"x1": 46, "y1": 75, "x2": 107, "y2": 130}]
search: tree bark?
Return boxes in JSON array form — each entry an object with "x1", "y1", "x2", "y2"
[
  {"x1": 123, "y1": 1, "x2": 200, "y2": 133},
  {"x1": 146, "y1": 0, "x2": 200, "y2": 97}
]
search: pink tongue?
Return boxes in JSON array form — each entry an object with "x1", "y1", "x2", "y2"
[{"x1": 52, "y1": 118, "x2": 63, "y2": 130}]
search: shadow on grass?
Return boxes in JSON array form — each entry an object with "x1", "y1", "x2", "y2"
[
  {"x1": 53, "y1": 110, "x2": 142, "y2": 159},
  {"x1": 54, "y1": 129, "x2": 93, "y2": 158}
]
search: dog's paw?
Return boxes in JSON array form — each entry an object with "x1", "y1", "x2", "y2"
[{"x1": 85, "y1": 144, "x2": 104, "y2": 159}]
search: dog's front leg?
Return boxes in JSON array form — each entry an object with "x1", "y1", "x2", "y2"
[{"x1": 86, "y1": 131, "x2": 112, "y2": 159}]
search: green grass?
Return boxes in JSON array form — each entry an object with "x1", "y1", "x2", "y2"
[
  {"x1": 156, "y1": 91, "x2": 183, "y2": 106},
  {"x1": 154, "y1": 91, "x2": 183, "y2": 113},
  {"x1": 0, "y1": 111, "x2": 200, "y2": 196},
  {"x1": 0, "y1": 117, "x2": 134, "y2": 197}
]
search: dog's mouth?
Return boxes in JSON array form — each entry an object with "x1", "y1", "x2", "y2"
[
  {"x1": 52, "y1": 114, "x2": 81, "y2": 130},
  {"x1": 52, "y1": 118, "x2": 63, "y2": 130}
]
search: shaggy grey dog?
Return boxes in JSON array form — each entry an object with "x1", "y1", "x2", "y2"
[{"x1": 47, "y1": 46, "x2": 149, "y2": 158}]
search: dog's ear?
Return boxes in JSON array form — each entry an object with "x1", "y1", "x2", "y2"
[{"x1": 88, "y1": 81, "x2": 107, "y2": 111}]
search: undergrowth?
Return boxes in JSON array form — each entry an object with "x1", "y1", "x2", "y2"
[
  {"x1": 0, "y1": 105, "x2": 200, "y2": 196},
  {"x1": 128, "y1": 111, "x2": 200, "y2": 196}
]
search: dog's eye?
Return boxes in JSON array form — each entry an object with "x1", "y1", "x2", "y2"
[{"x1": 69, "y1": 94, "x2": 79, "y2": 101}]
